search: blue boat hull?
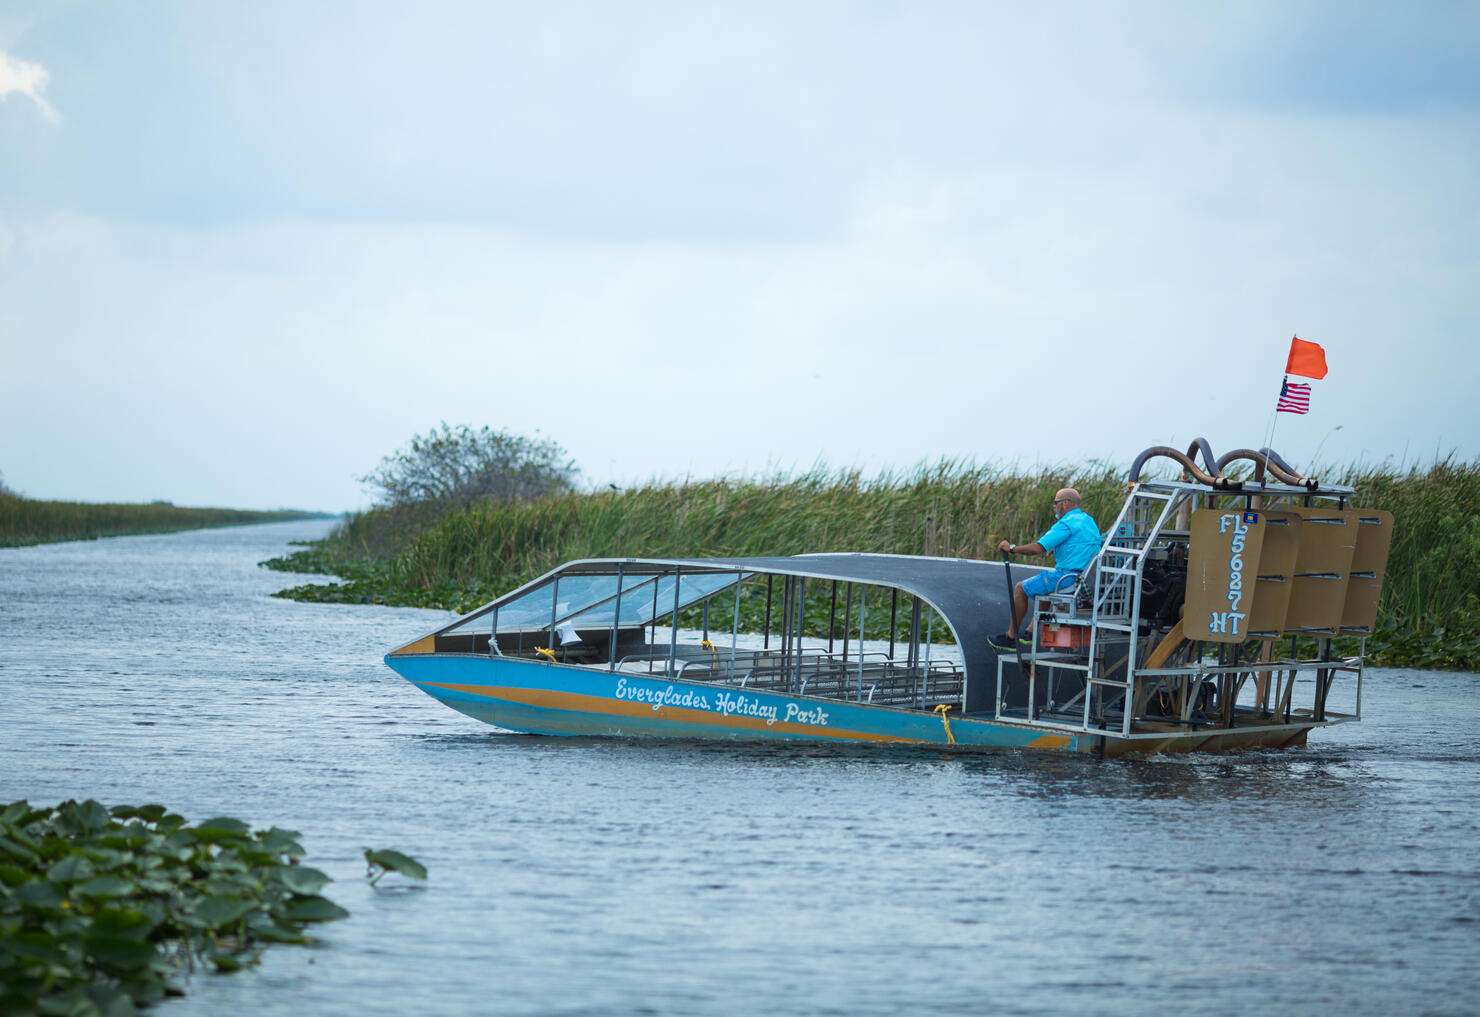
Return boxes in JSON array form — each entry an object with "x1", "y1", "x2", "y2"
[{"x1": 384, "y1": 653, "x2": 1081, "y2": 752}]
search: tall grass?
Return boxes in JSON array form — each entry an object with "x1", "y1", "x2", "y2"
[
  {"x1": 0, "y1": 494, "x2": 326, "y2": 547},
  {"x1": 1332, "y1": 458, "x2": 1480, "y2": 667},
  {"x1": 267, "y1": 459, "x2": 1480, "y2": 669},
  {"x1": 270, "y1": 462, "x2": 1120, "y2": 606}
]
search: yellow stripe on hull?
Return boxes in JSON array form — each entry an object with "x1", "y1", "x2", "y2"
[{"x1": 420, "y1": 681, "x2": 925, "y2": 744}]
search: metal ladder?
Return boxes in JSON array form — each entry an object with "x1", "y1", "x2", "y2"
[{"x1": 1079, "y1": 484, "x2": 1184, "y2": 735}]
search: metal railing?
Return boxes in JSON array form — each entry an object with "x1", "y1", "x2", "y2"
[{"x1": 616, "y1": 646, "x2": 965, "y2": 709}]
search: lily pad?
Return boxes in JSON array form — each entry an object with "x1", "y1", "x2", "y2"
[
  {"x1": 88, "y1": 908, "x2": 154, "y2": 940},
  {"x1": 0, "y1": 862, "x2": 34, "y2": 887},
  {"x1": 13, "y1": 878, "x2": 64, "y2": 908},
  {"x1": 82, "y1": 933, "x2": 158, "y2": 972},
  {"x1": 248, "y1": 918, "x2": 310, "y2": 945},
  {"x1": 46, "y1": 855, "x2": 97, "y2": 885},
  {"x1": 75, "y1": 875, "x2": 136, "y2": 900},
  {"x1": 189, "y1": 818, "x2": 251, "y2": 843},
  {"x1": 258, "y1": 827, "x2": 305, "y2": 858},
  {"x1": 0, "y1": 834, "x2": 40, "y2": 865},
  {"x1": 281, "y1": 895, "x2": 350, "y2": 923},
  {"x1": 271, "y1": 864, "x2": 332, "y2": 896},
  {"x1": 364, "y1": 848, "x2": 428, "y2": 883},
  {"x1": 190, "y1": 894, "x2": 256, "y2": 926}
]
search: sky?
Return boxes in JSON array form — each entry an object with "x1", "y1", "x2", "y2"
[{"x1": 2, "y1": 1, "x2": 1477, "y2": 511}]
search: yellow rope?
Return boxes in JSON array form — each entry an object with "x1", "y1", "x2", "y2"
[
  {"x1": 933, "y1": 703, "x2": 956, "y2": 745},
  {"x1": 535, "y1": 646, "x2": 556, "y2": 661}
]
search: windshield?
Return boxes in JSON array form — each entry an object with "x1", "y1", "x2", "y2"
[{"x1": 439, "y1": 567, "x2": 747, "y2": 636}]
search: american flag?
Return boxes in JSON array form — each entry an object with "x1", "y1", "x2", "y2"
[{"x1": 1277, "y1": 378, "x2": 1311, "y2": 414}]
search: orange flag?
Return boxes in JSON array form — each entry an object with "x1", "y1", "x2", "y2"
[{"x1": 1285, "y1": 336, "x2": 1328, "y2": 379}]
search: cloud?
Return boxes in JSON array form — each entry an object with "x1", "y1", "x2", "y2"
[
  {"x1": 1144, "y1": 2, "x2": 1480, "y2": 115},
  {"x1": 0, "y1": 49, "x2": 58, "y2": 122}
]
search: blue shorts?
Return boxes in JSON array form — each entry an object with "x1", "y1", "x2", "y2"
[{"x1": 1022, "y1": 568, "x2": 1080, "y2": 598}]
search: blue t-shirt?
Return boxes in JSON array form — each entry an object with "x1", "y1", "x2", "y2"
[{"x1": 1037, "y1": 507, "x2": 1100, "y2": 571}]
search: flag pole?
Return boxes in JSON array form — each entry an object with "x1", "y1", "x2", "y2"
[
  {"x1": 1264, "y1": 335, "x2": 1292, "y2": 480},
  {"x1": 1265, "y1": 377, "x2": 1284, "y2": 453}
]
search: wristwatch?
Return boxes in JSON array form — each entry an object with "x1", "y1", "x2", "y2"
[{"x1": 1008, "y1": 544, "x2": 1016, "y2": 553}]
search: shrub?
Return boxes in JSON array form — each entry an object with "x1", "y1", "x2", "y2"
[{"x1": 358, "y1": 423, "x2": 578, "y2": 510}]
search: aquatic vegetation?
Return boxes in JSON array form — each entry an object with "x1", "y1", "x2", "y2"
[
  {"x1": 264, "y1": 458, "x2": 1480, "y2": 670},
  {"x1": 0, "y1": 800, "x2": 348, "y2": 1016},
  {"x1": 363, "y1": 849, "x2": 427, "y2": 886},
  {"x1": 265, "y1": 461, "x2": 1116, "y2": 607},
  {"x1": 0, "y1": 494, "x2": 327, "y2": 548},
  {"x1": 1336, "y1": 457, "x2": 1480, "y2": 666}
]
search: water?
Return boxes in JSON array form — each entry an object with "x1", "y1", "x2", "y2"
[{"x1": 3, "y1": 522, "x2": 1477, "y2": 1016}]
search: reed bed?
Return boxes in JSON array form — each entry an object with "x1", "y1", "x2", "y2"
[
  {"x1": 271, "y1": 462, "x2": 1117, "y2": 603},
  {"x1": 267, "y1": 459, "x2": 1480, "y2": 670},
  {"x1": 1331, "y1": 458, "x2": 1480, "y2": 667},
  {"x1": 0, "y1": 494, "x2": 324, "y2": 547}
]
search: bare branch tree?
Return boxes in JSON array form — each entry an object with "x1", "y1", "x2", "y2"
[{"x1": 359, "y1": 424, "x2": 578, "y2": 509}]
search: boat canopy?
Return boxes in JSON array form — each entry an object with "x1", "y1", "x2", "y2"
[{"x1": 430, "y1": 553, "x2": 1028, "y2": 698}]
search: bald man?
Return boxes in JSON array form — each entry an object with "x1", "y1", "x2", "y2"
[{"x1": 989, "y1": 487, "x2": 1101, "y2": 651}]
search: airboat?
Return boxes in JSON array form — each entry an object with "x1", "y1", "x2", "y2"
[{"x1": 384, "y1": 441, "x2": 1392, "y2": 756}]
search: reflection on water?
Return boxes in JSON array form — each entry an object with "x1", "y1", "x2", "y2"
[{"x1": 2, "y1": 521, "x2": 1477, "y2": 1017}]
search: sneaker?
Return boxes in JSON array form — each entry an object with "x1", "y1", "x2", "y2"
[{"x1": 988, "y1": 632, "x2": 1028, "y2": 652}]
